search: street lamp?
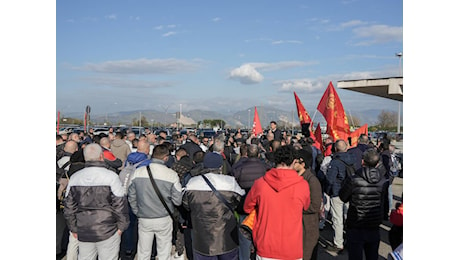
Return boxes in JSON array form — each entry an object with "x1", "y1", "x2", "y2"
[
  {"x1": 395, "y1": 52, "x2": 402, "y2": 133},
  {"x1": 247, "y1": 109, "x2": 251, "y2": 130}
]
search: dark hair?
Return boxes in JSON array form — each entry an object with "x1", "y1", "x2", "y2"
[
  {"x1": 274, "y1": 145, "x2": 296, "y2": 166},
  {"x1": 363, "y1": 148, "x2": 380, "y2": 167},
  {"x1": 270, "y1": 121, "x2": 277, "y2": 125},
  {"x1": 152, "y1": 144, "x2": 170, "y2": 159},
  {"x1": 193, "y1": 150, "x2": 205, "y2": 163},
  {"x1": 295, "y1": 148, "x2": 313, "y2": 169}
]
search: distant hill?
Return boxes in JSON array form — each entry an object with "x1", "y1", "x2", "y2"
[{"x1": 61, "y1": 106, "x2": 400, "y2": 128}]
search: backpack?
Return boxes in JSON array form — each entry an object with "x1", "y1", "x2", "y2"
[
  {"x1": 119, "y1": 159, "x2": 149, "y2": 196},
  {"x1": 56, "y1": 160, "x2": 71, "y2": 211},
  {"x1": 56, "y1": 160, "x2": 71, "y2": 184},
  {"x1": 338, "y1": 159, "x2": 355, "y2": 178}
]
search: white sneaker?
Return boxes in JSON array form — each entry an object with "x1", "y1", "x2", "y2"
[{"x1": 173, "y1": 252, "x2": 185, "y2": 260}]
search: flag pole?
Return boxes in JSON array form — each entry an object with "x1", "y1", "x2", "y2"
[{"x1": 311, "y1": 110, "x2": 318, "y2": 124}]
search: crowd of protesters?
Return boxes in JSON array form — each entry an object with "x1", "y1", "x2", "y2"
[{"x1": 56, "y1": 122, "x2": 402, "y2": 260}]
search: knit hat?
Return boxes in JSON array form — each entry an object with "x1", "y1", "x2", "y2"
[{"x1": 203, "y1": 152, "x2": 223, "y2": 168}]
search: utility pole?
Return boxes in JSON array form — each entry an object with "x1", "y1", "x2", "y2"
[{"x1": 396, "y1": 52, "x2": 402, "y2": 133}]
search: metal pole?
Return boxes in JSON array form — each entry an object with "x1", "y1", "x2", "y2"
[
  {"x1": 396, "y1": 52, "x2": 402, "y2": 133},
  {"x1": 248, "y1": 109, "x2": 250, "y2": 130}
]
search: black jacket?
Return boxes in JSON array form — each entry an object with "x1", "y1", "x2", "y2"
[
  {"x1": 232, "y1": 157, "x2": 270, "y2": 214},
  {"x1": 339, "y1": 165, "x2": 388, "y2": 229}
]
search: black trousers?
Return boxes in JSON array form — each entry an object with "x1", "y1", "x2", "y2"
[{"x1": 346, "y1": 227, "x2": 380, "y2": 260}]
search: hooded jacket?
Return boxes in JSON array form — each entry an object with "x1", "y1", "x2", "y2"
[
  {"x1": 339, "y1": 165, "x2": 389, "y2": 228},
  {"x1": 111, "y1": 139, "x2": 131, "y2": 165},
  {"x1": 244, "y1": 168, "x2": 310, "y2": 260},
  {"x1": 326, "y1": 152, "x2": 356, "y2": 197}
]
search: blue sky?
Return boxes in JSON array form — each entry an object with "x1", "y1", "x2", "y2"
[{"x1": 56, "y1": 0, "x2": 403, "y2": 117}]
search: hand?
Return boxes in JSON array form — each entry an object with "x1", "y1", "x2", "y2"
[
  {"x1": 71, "y1": 232, "x2": 78, "y2": 239},
  {"x1": 117, "y1": 229, "x2": 122, "y2": 236}
]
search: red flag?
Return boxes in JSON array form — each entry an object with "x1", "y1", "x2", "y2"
[
  {"x1": 57, "y1": 111, "x2": 60, "y2": 134},
  {"x1": 349, "y1": 124, "x2": 368, "y2": 147},
  {"x1": 316, "y1": 81, "x2": 350, "y2": 141},
  {"x1": 294, "y1": 92, "x2": 312, "y2": 124},
  {"x1": 313, "y1": 123, "x2": 323, "y2": 151},
  {"x1": 252, "y1": 106, "x2": 263, "y2": 136}
]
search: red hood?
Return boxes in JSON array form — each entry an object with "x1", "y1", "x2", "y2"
[{"x1": 263, "y1": 168, "x2": 304, "y2": 192}]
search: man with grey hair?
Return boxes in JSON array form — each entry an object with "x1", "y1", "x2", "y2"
[
  {"x1": 325, "y1": 139, "x2": 356, "y2": 254},
  {"x1": 64, "y1": 143, "x2": 129, "y2": 260},
  {"x1": 211, "y1": 136, "x2": 233, "y2": 175}
]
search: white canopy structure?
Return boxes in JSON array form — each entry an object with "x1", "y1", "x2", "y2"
[{"x1": 337, "y1": 77, "x2": 403, "y2": 102}]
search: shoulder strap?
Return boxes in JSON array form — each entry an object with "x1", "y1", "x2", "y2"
[
  {"x1": 201, "y1": 174, "x2": 234, "y2": 213},
  {"x1": 146, "y1": 165, "x2": 174, "y2": 220},
  {"x1": 59, "y1": 160, "x2": 72, "y2": 179},
  {"x1": 337, "y1": 158, "x2": 355, "y2": 176}
]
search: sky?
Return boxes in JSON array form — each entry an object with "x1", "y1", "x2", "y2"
[{"x1": 56, "y1": 0, "x2": 403, "y2": 117}]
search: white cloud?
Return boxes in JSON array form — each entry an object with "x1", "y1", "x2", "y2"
[
  {"x1": 162, "y1": 31, "x2": 177, "y2": 37},
  {"x1": 352, "y1": 25, "x2": 403, "y2": 45},
  {"x1": 271, "y1": 40, "x2": 303, "y2": 45},
  {"x1": 154, "y1": 25, "x2": 163, "y2": 30},
  {"x1": 229, "y1": 61, "x2": 311, "y2": 85},
  {"x1": 249, "y1": 61, "x2": 310, "y2": 71},
  {"x1": 212, "y1": 17, "x2": 221, "y2": 22},
  {"x1": 105, "y1": 14, "x2": 117, "y2": 20},
  {"x1": 229, "y1": 64, "x2": 264, "y2": 84},
  {"x1": 276, "y1": 79, "x2": 324, "y2": 92},
  {"x1": 78, "y1": 58, "x2": 201, "y2": 74},
  {"x1": 83, "y1": 77, "x2": 173, "y2": 89},
  {"x1": 340, "y1": 20, "x2": 367, "y2": 28}
]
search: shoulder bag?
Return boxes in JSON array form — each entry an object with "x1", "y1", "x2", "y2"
[
  {"x1": 146, "y1": 165, "x2": 174, "y2": 221},
  {"x1": 201, "y1": 174, "x2": 239, "y2": 222}
]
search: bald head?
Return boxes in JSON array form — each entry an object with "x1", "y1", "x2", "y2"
[
  {"x1": 64, "y1": 140, "x2": 78, "y2": 154},
  {"x1": 99, "y1": 137, "x2": 110, "y2": 149},
  {"x1": 335, "y1": 139, "x2": 348, "y2": 153},
  {"x1": 358, "y1": 134, "x2": 369, "y2": 144},
  {"x1": 137, "y1": 140, "x2": 150, "y2": 155}
]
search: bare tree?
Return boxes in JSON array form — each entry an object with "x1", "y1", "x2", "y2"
[{"x1": 377, "y1": 110, "x2": 398, "y2": 128}]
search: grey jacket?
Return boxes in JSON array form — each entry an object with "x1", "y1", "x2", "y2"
[{"x1": 128, "y1": 159, "x2": 183, "y2": 218}]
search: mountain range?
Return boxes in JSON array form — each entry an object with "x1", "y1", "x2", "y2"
[{"x1": 60, "y1": 106, "x2": 399, "y2": 129}]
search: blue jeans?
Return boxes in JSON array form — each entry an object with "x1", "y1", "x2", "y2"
[
  {"x1": 121, "y1": 205, "x2": 138, "y2": 254},
  {"x1": 238, "y1": 214, "x2": 251, "y2": 260}
]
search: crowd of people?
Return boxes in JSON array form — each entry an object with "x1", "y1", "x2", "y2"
[{"x1": 56, "y1": 122, "x2": 402, "y2": 260}]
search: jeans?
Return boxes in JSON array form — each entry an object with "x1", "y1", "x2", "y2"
[
  {"x1": 193, "y1": 248, "x2": 238, "y2": 260},
  {"x1": 238, "y1": 214, "x2": 251, "y2": 260},
  {"x1": 346, "y1": 228, "x2": 380, "y2": 260}
]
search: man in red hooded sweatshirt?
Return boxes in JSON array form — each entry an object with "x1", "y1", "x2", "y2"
[{"x1": 244, "y1": 145, "x2": 311, "y2": 259}]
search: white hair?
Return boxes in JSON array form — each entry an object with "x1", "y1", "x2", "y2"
[{"x1": 83, "y1": 143, "x2": 103, "y2": 161}]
